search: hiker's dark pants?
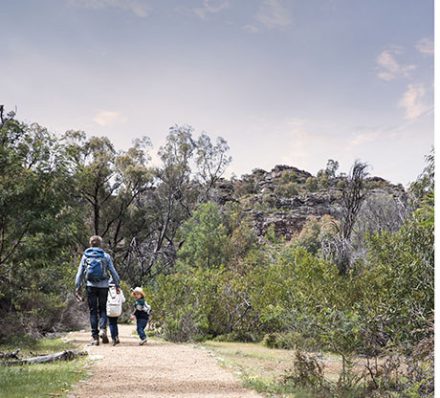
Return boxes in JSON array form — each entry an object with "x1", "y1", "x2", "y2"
[
  {"x1": 136, "y1": 317, "x2": 148, "y2": 340},
  {"x1": 87, "y1": 286, "x2": 108, "y2": 338},
  {"x1": 108, "y1": 316, "x2": 119, "y2": 340}
]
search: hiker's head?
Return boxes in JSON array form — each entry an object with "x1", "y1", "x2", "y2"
[{"x1": 89, "y1": 235, "x2": 103, "y2": 248}]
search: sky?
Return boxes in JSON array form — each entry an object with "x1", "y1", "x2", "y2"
[{"x1": 0, "y1": 0, "x2": 434, "y2": 185}]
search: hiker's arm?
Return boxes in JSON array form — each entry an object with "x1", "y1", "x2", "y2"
[
  {"x1": 106, "y1": 255, "x2": 120, "y2": 288},
  {"x1": 74, "y1": 256, "x2": 85, "y2": 301},
  {"x1": 75, "y1": 256, "x2": 86, "y2": 290}
]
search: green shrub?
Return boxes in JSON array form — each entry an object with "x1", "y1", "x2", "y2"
[
  {"x1": 178, "y1": 202, "x2": 231, "y2": 268},
  {"x1": 275, "y1": 182, "x2": 299, "y2": 197},
  {"x1": 336, "y1": 179, "x2": 347, "y2": 190},
  {"x1": 213, "y1": 331, "x2": 259, "y2": 343},
  {"x1": 263, "y1": 332, "x2": 321, "y2": 351},
  {"x1": 262, "y1": 193, "x2": 277, "y2": 206},
  {"x1": 283, "y1": 350, "x2": 331, "y2": 395},
  {"x1": 305, "y1": 177, "x2": 318, "y2": 192},
  {"x1": 295, "y1": 215, "x2": 338, "y2": 255},
  {"x1": 235, "y1": 180, "x2": 258, "y2": 196},
  {"x1": 317, "y1": 170, "x2": 329, "y2": 188},
  {"x1": 281, "y1": 170, "x2": 298, "y2": 183}
]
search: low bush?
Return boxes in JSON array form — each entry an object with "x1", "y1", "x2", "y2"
[
  {"x1": 213, "y1": 331, "x2": 259, "y2": 343},
  {"x1": 283, "y1": 350, "x2": 331, "y2": 395},
  {"x1": 305, "y1": 176, "x2": 318, "y2": 192},
  {"x1": 263, "y1": 332, "x2": 321, "y2": 351},
  {"x1": 275, "y1": 182, "x2": 299, "y2": 197}
]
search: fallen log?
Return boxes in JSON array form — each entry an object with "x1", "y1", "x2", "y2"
[
  {"x1": 0, "y1": 349, "x2": 20, "y2": 360},
  {"x1": 23, "y1": 350, "x2": 88, "y2": 364},
  {"x1": 1, "y1": 350, "x2": 88, "y2": 366}
]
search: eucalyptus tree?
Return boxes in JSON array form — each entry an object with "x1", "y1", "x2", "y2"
[
  {"x1": 0, "y1": 112, "x2": 79, "y2": 337},
  {"x1": 62, "y1": 131, "x2": 118, "y2": 240},
  {"x1": 322, "y1": 161, "x2": 369, "y2": 274},
  {"x1": 125, "y1": 125, "x2": 232, "y2": 281},
  {"x1": 62, "y1": 132, "x2": 154, "y2": 252},
  {"x1": 195, "y1": 133, "x2": 232, "y2": 202}
]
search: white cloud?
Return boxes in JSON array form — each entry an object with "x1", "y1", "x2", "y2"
[
  {"x1": 255, "y1": 0, "x2": 291, "y2": 30},
  {"x1": 398, "y1": 84, "x2": 430, "y2": 121},
  {"x1": 416, "y1": 38, "x2": 434, "y2": 55},
  {"x1": 193, "y1": 0, "x2": 229, "y2": 20},
  {"x1": 376, "y1": 49, "x2": 415, "y2": 81},
  {"x1": 69, "y1": 0, "x2": 151, "y2": 18},
  {"x1": 93, "y1": 110, "x2": 127, "y2": 126},
  {"x1": 242, "y1": 24, "x2": 259, "y2": 33},
  {"x1": 348, "y1": 131, "x2": 380, "y2": 148}
]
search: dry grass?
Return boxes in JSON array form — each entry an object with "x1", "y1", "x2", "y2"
[
  {"x1": 201, "y1": 341, "x2": 372, "y2": 397},
  {"x1": 0, "y1": 336, "x2": 86, "y2": 398},
  {"x1": 202, "y1": 340, "x2": 346, "y2": 378}
]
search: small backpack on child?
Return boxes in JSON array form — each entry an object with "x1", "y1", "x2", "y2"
[{"x1": 135, "y1": 300, "x2": 151, "y2": 315}]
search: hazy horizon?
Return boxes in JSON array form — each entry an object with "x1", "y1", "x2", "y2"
[{"x1": 1, "y1": 0, "x2": 434, "y2": 186}]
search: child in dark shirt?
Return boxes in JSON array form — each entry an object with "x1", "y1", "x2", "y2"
[{"x1": 130, "y1": 287, "x2": 151, "y2": 345}]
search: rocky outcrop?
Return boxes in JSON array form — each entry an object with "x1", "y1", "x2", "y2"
[
  {"x1": 244, "y1": 191, "x2": 344, "y2": 240},
  {"x1": 216, "y1": 165, "x2": 407, "y2": 240}
]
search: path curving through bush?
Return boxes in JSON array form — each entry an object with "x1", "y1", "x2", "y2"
[{"x1": 67, "y1": 325, "x2": 262, "y2": 398}]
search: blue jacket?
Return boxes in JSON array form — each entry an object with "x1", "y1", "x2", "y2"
[{"x1": 75, "y1": 248, "x2": 120, "y2": 289}]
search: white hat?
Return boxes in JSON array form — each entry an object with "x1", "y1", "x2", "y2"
[{"x1": 131, "y1": 287, "x2": 145, "y2": 297}]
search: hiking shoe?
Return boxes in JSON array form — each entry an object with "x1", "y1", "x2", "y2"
[
  {"x1": 99, "y1": 330, "x2": 109, "y2": 344},
  {"x1": 89, "y1": 337, "x2": 99, "y2": 346},
  {"x1": 112, "y1": 338, "x2": 120, "y2": 346},
  {"x1": 139, "y1": 338, "x2": 147, "y2": 346}
]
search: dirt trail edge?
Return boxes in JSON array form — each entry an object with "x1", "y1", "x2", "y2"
[{"x1": 67, "y1": 325, "x2": 262, "y2": 398}]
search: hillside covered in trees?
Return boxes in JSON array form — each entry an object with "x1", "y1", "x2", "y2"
[{"x1": 0, "y1": 107, "x2": 434, "y2": 397}]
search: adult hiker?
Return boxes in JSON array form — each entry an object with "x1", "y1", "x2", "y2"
[{"x1": 75, "y1": 235, "x2": 121, "y2": 346}]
